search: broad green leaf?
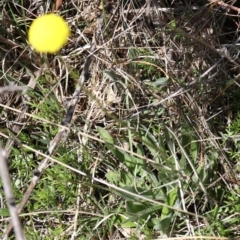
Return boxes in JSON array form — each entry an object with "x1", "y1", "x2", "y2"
[
  {"x1": 98, "y1": 127, "x2": 145, "y2": 172},
  {"x1": 138, "y1": 128, "x2": 162, "y2": 163},
  {"x1": 152, "y1": 215, "x2": 172, "y2": 232},
  {"x1": 141, "y1": 167, "x2": 159, "y2": 185},
  {"x1": 115, "y1": 186, "x2": 156, "y2": 201},
  {"x1": 161, "y1": 187, "x2": 178, "y2": 218},
  {"x1": 124, "y1": 204, "x2": 162, "y2": 226},
  {"x1": 181, "y1": 124, "x2": 198, "y2": 163},
  {"x1": 115, "y1": 215, "x2": 137, "y2": 228},
  {"x1": 126, "y1": 201, "x2": 149, "y2": 214},
  {"x1": 97, "y1": 127, "x2": 114, "y2": 145},
  {"x1": 119, "y1": 171, "x2": 135, "y2": 186},
  {"x1": 106, "y1": 171, "x2": 120, "y2": 185},
  {"x1": 106, "y1": 170, "x2": 136, "y2": 188},
  {"x1": 157, "y1": 134, "x2": 168, "y2": 163},
  {"x1": 190, "y1": 140, "x2": 198, "y2": 162}
]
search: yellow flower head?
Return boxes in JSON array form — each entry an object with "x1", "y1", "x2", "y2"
[{"x1": 28, "y1": 13, "x2": 70, "y2": 53}]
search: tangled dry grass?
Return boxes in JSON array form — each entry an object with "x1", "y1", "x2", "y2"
[{"x1": 1, "y1": 0, "x2": 240, "y2": 239}]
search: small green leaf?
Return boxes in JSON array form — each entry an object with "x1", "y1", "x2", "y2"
[
  {"x1": 97, "y1": 127, "x2": 114, "y2": 145},
  {"x1": 126, "y1": 201, "x2": 149, "y2": 214},
  {"x1": 0, "y1": 208, "x2": 10, "y2": 217}
]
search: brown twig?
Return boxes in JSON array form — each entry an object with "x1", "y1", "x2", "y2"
[
  {"x1": 0, "y1": 146, "x2": 26, "y2": 240},
  {"x1": 208, "y1": 0, "x2": 240, "y2": 14}
]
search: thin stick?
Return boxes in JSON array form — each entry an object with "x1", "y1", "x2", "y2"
[
  {"x1": 0, "y1": 146, "x2": 26, "y2": 240},
  {"x1": 208, "y1": 0, "x2": 240, "y2": 14}
]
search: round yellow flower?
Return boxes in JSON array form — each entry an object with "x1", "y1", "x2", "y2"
[{"x1": 28, "y1": 13, "x2": 70, "y2": 53}]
